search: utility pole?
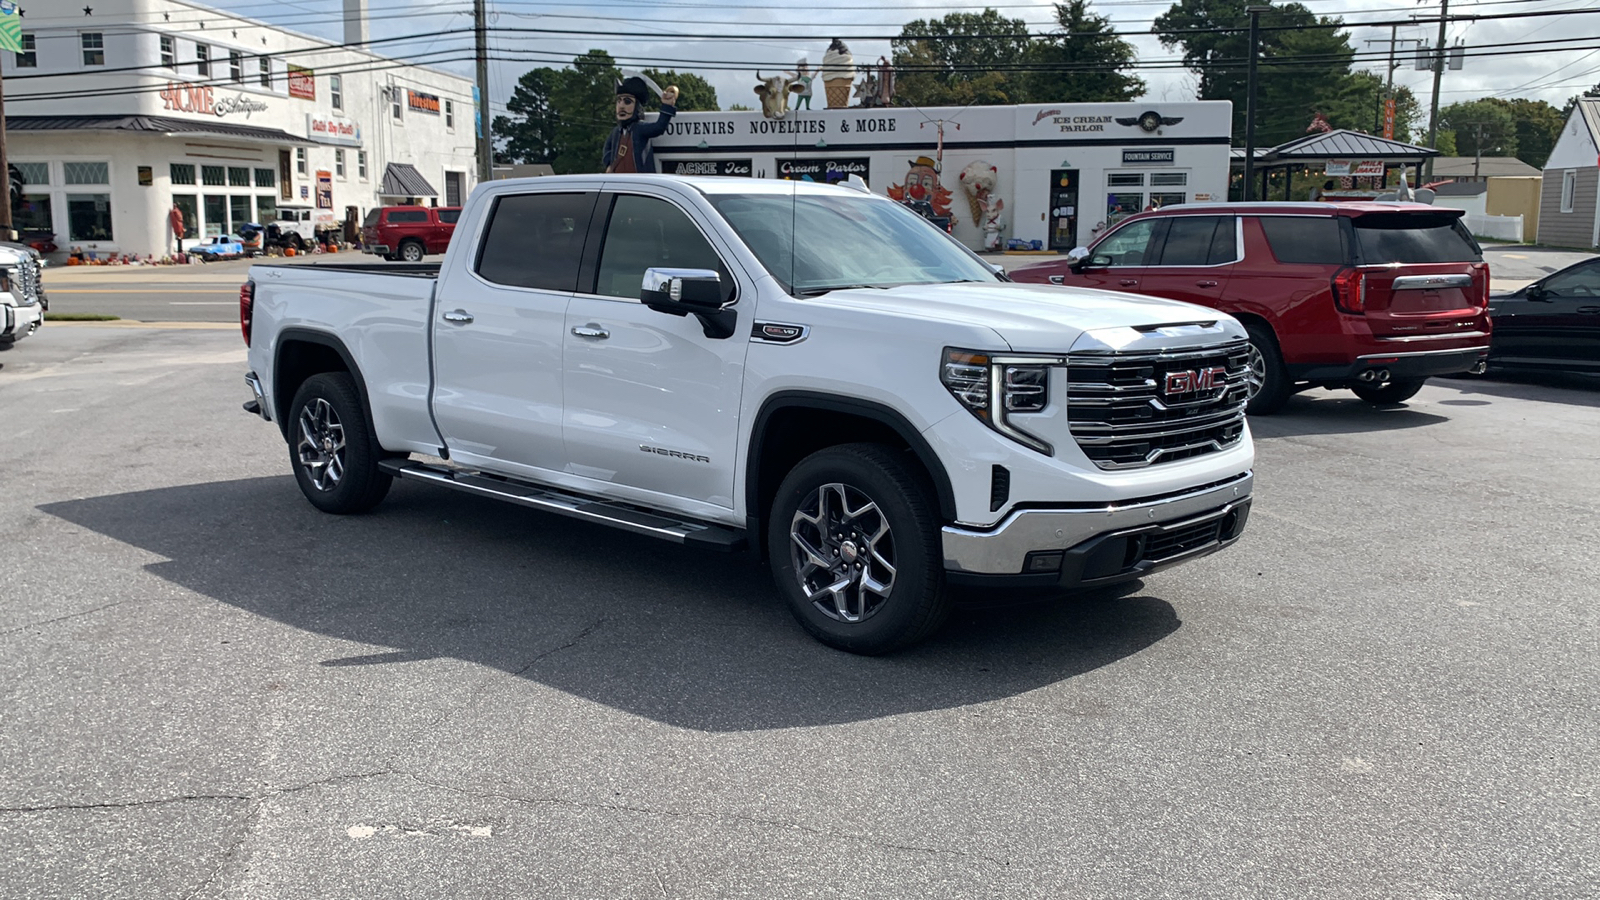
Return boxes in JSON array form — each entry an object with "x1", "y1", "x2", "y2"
[
  {"x1": 1474, "y1": 121, "x2": 1484, "y2": 177},
  {"x1": 1243, "y1": 4, "x2": 1271, "y2": 202},
  {"x1": 1424, "y1": 0, "x2": 1450, "y2": 179},
  {"x1": 473, "y1": 0, "x2": 492, "y2": 184}
]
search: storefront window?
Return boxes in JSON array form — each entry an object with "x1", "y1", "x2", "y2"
[
  {"x1": 16, "y1": 194, "x2": 52, "y2": 234},
  {"x1": 255, "y1": 196, "x2": 277, "y2": 224},
  {"x1": 1107, "y1": 173, "x2": 1145, "y2": 187},
  {"x1": 64, "y1": 162, "x2": 110, "y2": 185},
  {"x1": 1150, "y1": 172, "x2": 1188, "y2": 187},
  {"x1": 228, "y1": 167, "x2": 251, "y2": 187},
  {"x1": 16, "y1": 162, "x2": 48, "y2": 187},
  {"x1": 172, "y1": 194, "x2": 199, "y2": 239},
  {"x1": 254, "y1": 168, "x2": 275, "y2": 188},
  {"x1": 204, "y1": 195, "x2": 228, "y2": 237},
  {"x1": 231, "y1": 196, "x2": 253, "y2": 231},
  {"x1": 1106, "y1": 192, "x2": 1143, "y2": 224},
  {"x1": 67, "y1": 194, "x2": 114, "y2": 241},
  {"x1": 202, "y1": 166, "x2": 226, "y2": 187},
  {"x1": 170, "y1": 163, "x2": 196, "y2": 185},
  {"x1": 1150, "y1": 192, "x2": 1186, "y2": 209}
]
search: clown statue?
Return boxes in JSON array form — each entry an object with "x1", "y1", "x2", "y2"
[
  {"x1": 887, "y1": 156, "x2": 954, "y2": 225},
  {"x1": 603, "y1": 75, "x2": 679, "y2": 174}
]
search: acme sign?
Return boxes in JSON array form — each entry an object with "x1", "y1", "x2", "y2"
[{"x1": 160, "y1": 82, "x2": 270, "y2": 119}]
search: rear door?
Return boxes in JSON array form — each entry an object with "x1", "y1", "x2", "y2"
[
  {"x1": 1350, "y1": 211, "x2": 1488, "y2": 339},
  {"x1": 1140, "y1": 214, "x2": 1239, "y2": 309},
  {"x1": 1495, "y1": 259, "x2": 1600, "y2": 371},
  {"x1": 430, "y1": 189, "x2": 598, "y2": 476}
]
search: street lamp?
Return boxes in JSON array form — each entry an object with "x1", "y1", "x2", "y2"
[{"x1": 1242, "y1": 4, "x2": 1272, "y2": 201}]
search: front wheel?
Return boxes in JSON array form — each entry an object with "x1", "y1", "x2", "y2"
[
  {"x1": 767, "y1": 443, "x2": 949, "y2": 654},
  {"x1": 1351, "y1": 377, "x2": 1426, "y2": 406},
  {"x1": 287, "y1": 372, "x2": 392, "y2": 514}
]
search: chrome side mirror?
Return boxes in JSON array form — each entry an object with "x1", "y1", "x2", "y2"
[
  {"x1": 641, "y1": 267, "x2": 737, "y2": 339},
  {"x1": 1065, "y1": 246, "x2": 1091, "y2": 265}
]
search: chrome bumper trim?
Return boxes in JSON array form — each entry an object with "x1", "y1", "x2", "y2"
[
  {"x1": 941, "y1": 472, "x2": 1253, "y2": 574},
  {"x1": 1360, "y1": 338, "x2": 1490, "y2": 353},
  {"x1": 244, "y1": 371, "x2": 271, "y2": 421}
]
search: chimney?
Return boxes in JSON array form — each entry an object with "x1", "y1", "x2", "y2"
[{"x1": 343, "y1": 0, "x2": 367, "y2": 46}]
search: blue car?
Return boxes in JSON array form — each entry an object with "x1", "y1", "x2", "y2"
[{"x1": 195, "y1": 234, "x2": 248, "y2": 262}]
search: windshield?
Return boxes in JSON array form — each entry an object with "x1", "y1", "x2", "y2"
[{"x1": 708, "y1": 192, "x2": 998, "y2": 295}]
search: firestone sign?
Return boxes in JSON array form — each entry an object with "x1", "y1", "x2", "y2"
[
  {"x1": 407, "y1": 90, "x2": 441, "y2": 115},
  {"x1": 160, "y1": 82, "x2": 270, "y2": 119}
]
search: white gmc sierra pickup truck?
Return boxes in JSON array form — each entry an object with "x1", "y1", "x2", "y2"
[{"x1": 242, "y1": 175, "x2": 1254, "y2": 653}]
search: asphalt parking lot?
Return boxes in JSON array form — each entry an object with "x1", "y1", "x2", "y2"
[{"x1": 2, "y1": 297, "x2": 1596, "y2": 895}]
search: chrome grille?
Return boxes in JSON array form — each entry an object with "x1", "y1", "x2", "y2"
[
  {"x1": 4, "y1": 256, "x2": 42, "y2": 306},
  {"x1": 1066, "y1": 341, "x2": 1250, "y2": 470}
]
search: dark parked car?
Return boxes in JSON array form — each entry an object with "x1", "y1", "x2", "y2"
[
  {"x1": 1487, "y1": 257, "x2": 1600, "y2": 374},
  {"x1": 1011, "y1": 202, "x2": 1493, "y2": 413}
]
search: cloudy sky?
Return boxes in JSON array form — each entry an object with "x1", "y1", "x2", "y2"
[{"x1": 218, "y1": 0, "x2": 1599, "y2": 119}]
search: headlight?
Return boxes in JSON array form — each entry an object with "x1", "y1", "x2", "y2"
[{"x1": 941, "y1": 348, "x2": 1056, "y2": 455}]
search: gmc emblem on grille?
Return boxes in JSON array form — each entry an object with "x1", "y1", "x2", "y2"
[{"x1": 1164, "y1": 366, "x2": 1227, "y2": 395}]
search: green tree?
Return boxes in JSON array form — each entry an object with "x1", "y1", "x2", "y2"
[
  {"x1": 892, "y1": 9, "x2": 1034, "y2": 106},
  {"x1": 1485, "y1": 97, "x2": 1565, "y2": 168},
  {"x1": 493, "y1": 67, "x2": 560, "y2": 165},
  {"x1": 1027, "y1": 0, "x2": 1145, "y2": 103},
  {"x1": 1155, "y1": 0, "x2": 1356, "y2": 147},
  {"x1": 1314, "y1": 71, "x2": 1420, "y2": 142},
  {"x1": 493, "y1": 50, "x2": 635, "y2": 174},
  {"x1": 641, "y1": 69, "x2": 719, "y2": 112},
  {"x1": 1437, "y1": 99, "x2": 1517, "y2": 159}
]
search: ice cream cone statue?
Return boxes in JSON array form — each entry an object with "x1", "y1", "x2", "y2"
[{"x1": 821, "y1": 38, "x2": 855, "y2": 109}]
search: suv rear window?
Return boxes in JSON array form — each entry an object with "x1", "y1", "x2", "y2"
[
  {"x1": 437, "y1": 209, "x2": 461, "y2": 224},
  {"x1": 387, "y1": 210, "x2": 429, "y2": 224},
  {"x1": 1352, "y1": 213, "x2": 1480, "y2": 263},
  {"x1": 1259, "y1": 216, "x2": 1347, "y2": 265}
]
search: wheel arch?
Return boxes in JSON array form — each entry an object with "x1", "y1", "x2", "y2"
[
  {"x1": 273, "y1": 328, "x2": 380, "y2": 445},
  {"x1": 745, "y1": 392, "x2": 957, "y2": 557}
]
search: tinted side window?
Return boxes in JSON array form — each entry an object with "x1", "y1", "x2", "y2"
[
  {"x1": 387, "y1": 210, "x2": 429, "y2": 224},
  {"x1": 594, "y1": 194, "x2": 732, "y2": 302},
  {"x1": 437, "y1": 209, "x2": 461, "y2": 224},
  {"x1": 1208, "y1": 216, "x2": 1238, "y2": 264},
  {"x1": 1352, "y1": 213, "x2": 1480, "y2": 263},
  {"x1": 1541, "y1": 260, "x2": 1600, "y2": 297},
  {"x1": 476, "y1": 192, "x2": 593, "y2": 291},
  {"x1": 1258, "y1": 216, "x2": 1347, "y2": 265},
  {"x1": 1159, "y1": 216, "x2": 1223, "y2": 266},
  {"x1": 1093, "y1": 219, "x2": 1159, "y2": 266}
]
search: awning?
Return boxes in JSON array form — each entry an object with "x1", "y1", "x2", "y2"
[
  {"x1": 5, "y1": 114, "x2": 314, "y2": 145},
  {"x1": 379, "y1": 163, "x2": 437, "y2": 197}
]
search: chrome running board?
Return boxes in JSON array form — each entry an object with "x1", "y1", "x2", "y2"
[{"x1": 378, "y1": 459, "x2": 746, "y2": 552}]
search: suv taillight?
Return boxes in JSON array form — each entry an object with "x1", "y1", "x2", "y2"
[
  {"x1": 1332, "y1": 267, "x2": 1367, "y2": 314},
  {"x1": 1476, "y1": 264, "x2": 1491, "y2": 307},
  {"x1": 240, "y1": 280, "x2": 255, "y2": 346}
]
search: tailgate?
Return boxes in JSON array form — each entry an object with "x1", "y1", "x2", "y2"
[{"x1": 1350, "y1": 212, "x2": 1488, "y2": 338}]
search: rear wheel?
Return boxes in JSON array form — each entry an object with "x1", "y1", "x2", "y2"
[
  {"x1": 1351, "y1": 377, "x2": 1426, "y2": 406},
  {"x1": 287, "y1": 372, "x2": 392, "y2": 514},
  {"x1": 1243, "y1": 322, "x2": 1292, "y2": 415},
  {"x1": 399, "y1": 240, "x2": 425, "y2": 263},
  {"x1": 767, "y1": 443, "x2": 949, "y2": 655}
]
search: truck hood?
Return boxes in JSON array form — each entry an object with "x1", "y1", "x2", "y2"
[{"x1": 809, "y1": 281, "x2": 1240, "y2": 352}]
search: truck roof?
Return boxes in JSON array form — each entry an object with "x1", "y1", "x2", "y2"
[{"x1": 490, "y1": 173, "x2": 876, "y2": 197}]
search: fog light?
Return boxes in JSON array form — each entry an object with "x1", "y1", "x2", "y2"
[{"x1": 1024, "y1": 550, "x2": 1064, "y2": 574}]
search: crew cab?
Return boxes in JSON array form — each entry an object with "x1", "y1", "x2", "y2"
[
  {"x1": 1012, "y1": 203, "x2": 1493, "y2": 413},
  {"x1": 361, "y1": 206, "x2": 461, "y2": 262},
  {"x1": 242, "y1": 175, "x2": 1255, "y2": 653}
]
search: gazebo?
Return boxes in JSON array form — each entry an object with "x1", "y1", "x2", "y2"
[{"x1": 1230, "y1": 130, "x2": 1440, "y2": 201}]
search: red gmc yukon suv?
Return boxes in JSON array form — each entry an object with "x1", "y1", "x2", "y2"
[{"x1": 1011, "y1": 202, "x2": 1492, "y2": 413}]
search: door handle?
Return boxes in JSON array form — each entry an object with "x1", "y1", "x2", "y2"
[
  {"x1": 1195, "y1": 280, "x2": 1219, "y2": 288},
  {"x1": 1048, "y1": 275, "x2": 1065, "y2": 285},
  {"x1": 1119, "y1": 279, "x2": 1139, "y2": 287},
  {"x1": 571, "y1": 324, "x2": 610, "y2": 339},
  {"x1": 1578, "y1": 306, "x2": 1600, "y2": 315},
  {"x1": 442, "y1": 310, "x2": 474, "y2": 325}
]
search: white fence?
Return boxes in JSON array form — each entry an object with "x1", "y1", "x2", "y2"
[{"x1": 1462, "y1": 213, "x2": 1525, "y2": 243}]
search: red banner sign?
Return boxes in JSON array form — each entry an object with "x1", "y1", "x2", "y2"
[
  {"x1": 1382, "y1": 96, "x2": 1396, "y2": 141},
  {"x1": 288, "y1": 65, "x2": 316, "y2": 100}
]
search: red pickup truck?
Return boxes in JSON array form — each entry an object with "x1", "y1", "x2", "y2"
[
  {"x1": 1011, "y1": 202, "x2": 1492, "y2": 413},
  {"x1": 361, "y1": 206, "x2": 462, "y2": 262}
]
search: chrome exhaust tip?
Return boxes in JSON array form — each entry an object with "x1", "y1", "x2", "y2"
[
  {"x1": 1358, "y1": 370, "x2": 1377, "y2": 382},
  {"x1": 1376, "y1": 369, "x2": 1392, "y2": 383},
  {"x1": 1471, "y1": 360, "x2": 1488, "y2": 375}
]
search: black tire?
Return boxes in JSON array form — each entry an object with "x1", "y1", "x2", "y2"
[
  {"x1": 767, "y1": 443, "x2": 949, "y2": 654},
  {"x1": 290, "y1": 234, "x2": 305, "y2": 252},
  {"x1": 399, "y1": 240, "x2": 425, "y2": 263},
  {"x1": 1351, "y1": 377, "x2": 1426, "y2": 406},
  {"x1": 286, "y1": 372, "x2": 392, "y2": 514},
  {"x1": 1243, "y1": 321, "x2": 1292, "y2": 415}
]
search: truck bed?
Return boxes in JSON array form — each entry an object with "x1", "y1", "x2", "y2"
[{"x1": 252, "y1": 261, "x2": 441, "y2": 278}]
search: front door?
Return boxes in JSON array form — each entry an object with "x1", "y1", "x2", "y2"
[
  {"x1": 430, "y1": 189, "x2": 598, "y2": 477},
  {"x1": 1074, "y1": 216, "x2": 1165, "y2": 294},
  {"x1": 1048, "y1": 169, "x2": 1079, "y2": 251},
  {"x1": 445, "y1": 171, "x2": 464, "y2": 207},
  {"x1": 562, "y1": 190, "x2": 749, "y2": 514}
]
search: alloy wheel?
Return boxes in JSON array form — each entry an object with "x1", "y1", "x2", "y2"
[
  {"x1": 402, "y1": 243, "x2": 424, "y2": 262},
  {"x1": 789, "y1": 483, "x2": 897, "y2": 623},
  {"x1": 1244, "y1": 343, "x2": 1267, "y2": 399},
  {"x1": 296, "y1": 398, "x2": 347, "y2": 492}
]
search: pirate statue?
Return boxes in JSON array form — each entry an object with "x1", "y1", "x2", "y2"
[{"x1": 603, "y1": 74, "x2": 679, "y2": 174}]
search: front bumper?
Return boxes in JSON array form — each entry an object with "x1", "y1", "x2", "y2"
[
  {"x1": 942, "y1": 472, "x2": 1252, "y2": 588},
  {"x1": 1, "y1": 302, "x2": 42, "y2": 341}
]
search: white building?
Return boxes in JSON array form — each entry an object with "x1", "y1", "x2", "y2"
[
  {"x1": 651, "y1": 101, "x2": 1233, "y2": 252},
  {"x1": 6, "y1": 0, "x2": 478, "y2": 260}
]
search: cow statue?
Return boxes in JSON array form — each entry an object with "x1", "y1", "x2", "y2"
[{"x1": 754, "y1": 72, "x2": 804, "y2": 120}]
